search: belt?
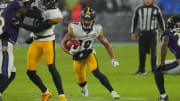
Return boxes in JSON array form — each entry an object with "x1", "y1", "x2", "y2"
[{"x1": 34, "y1": 34, "x2": 54, "y2": 40}]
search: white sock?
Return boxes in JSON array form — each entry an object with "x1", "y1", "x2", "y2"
[
  {"x1": 82, "y1": 84, "x2": 87, "y2": 89},
  {"x1": 111, "y1": 91, "x2": 115, "y2": 93},
  {"x1": 160, "y1": 94, "x2": 167, "y2": 98},
  {"x1": 0, "y1": 93, "x2": 1, "y2": 96},
  {"x1": 59, "y1": 94, "x2": 65, "y2": 97},
  {"x1": 45, "y1": 89, "x2": 49, "y2": 94}
]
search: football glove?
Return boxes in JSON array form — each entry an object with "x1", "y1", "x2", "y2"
[
  {"x1": 69, "y1": 45, "x2": 80, "y2": 55},
  {"x1": 111, "y1": 59, "x2": 119, "y2": 68},
  {"x1": 25, "y1": 37, "x2": 33, "y2": 44}
]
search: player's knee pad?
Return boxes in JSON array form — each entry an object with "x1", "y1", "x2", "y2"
[{"x1": 27, "y1": 70, "x2": 36, "y2": 78}]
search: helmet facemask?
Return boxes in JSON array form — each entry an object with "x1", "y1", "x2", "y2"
[
  {"x1": 81, "y1": 17, "x2": 95, "y2": 32},
  {"x1": 80, "y1": 7, "x2": 96, "y2": 32}
]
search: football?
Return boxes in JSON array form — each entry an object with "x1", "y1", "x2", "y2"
[{"x1": 66, "y1": 40, "x2": 80, "y2": 50}]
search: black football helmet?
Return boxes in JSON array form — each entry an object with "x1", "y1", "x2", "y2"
[
  {"x1": 80, "y1": 7, "x2": 96, "y2": 31},
  {"x1": 167, "y1": 16, "x2": 180, "y2": 31},
  {"x1": 44, "y1": 0, "x2": 57, "y2": 8}
]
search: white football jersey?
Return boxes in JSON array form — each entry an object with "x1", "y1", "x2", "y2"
[
  {"x1": 35, "y1": 8, "x2": 63, "y2": 41},
  {"x1": 68, "y1": 22, "x2": 103, "y2": 52}
]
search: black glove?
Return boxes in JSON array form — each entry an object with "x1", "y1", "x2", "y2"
[{"x1": 25, "y1": 37, "x2": 33, "y2": 44}]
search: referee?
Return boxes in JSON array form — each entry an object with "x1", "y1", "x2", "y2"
[{"x1": 131, "y1": 0, "x2": 165, "y2": 74}]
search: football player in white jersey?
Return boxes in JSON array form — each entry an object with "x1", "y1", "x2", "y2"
[
  {"x1": 19, "y1": 0, "x2": 67, "y2": 101},
  {"x1": 61, "y1": 7, "x2": 120, "y2": 99}
]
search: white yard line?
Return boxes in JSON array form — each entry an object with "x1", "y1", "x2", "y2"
[
  {"x1": 120, "y1": 97, "x2": 145, "y2": 100},
  {"x1": 34, "y1": 97, "x2": 145, "y2": 101}
]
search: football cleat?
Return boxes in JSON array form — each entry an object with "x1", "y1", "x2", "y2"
[
  {"x1": 81, "y1": 84, "x2": 88, "y2": 97},
  {"x1": 157, "y1": 95, "x2": 169, "y2": 101},
  {"x1": 41, "y1": 89, "x2": 52, "y2": 101},
  {"x1": 111, "y1": 91, "x2": 120, "y2": 99},
  {"x1": 59, "y1": 96, "x2": 67, "y2": 101}
]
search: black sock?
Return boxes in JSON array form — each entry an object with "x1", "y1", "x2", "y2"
[
  {"x1": 92, "y1": 69, "x2": 114, "y2": 92},
  {"x1": 0, "y1": 72, "x2": 16, "y2": 93},
  {"x1": 0, "y1": 75, "x2": 8, "y2": 93},
  {"x1": 48, "y1": 64, "x2": 64, "y2": 94},
  {"x1": 154, "y1": 68, "x2": 165, "y2": 94},
  {"x1": 27, "y1": 70, "x2": 47, "y2": 93},
  {"x1": 79, "y1": 82, "x2": 87, "y2": 87}
]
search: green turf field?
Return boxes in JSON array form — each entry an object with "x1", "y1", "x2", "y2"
[{"x1": 1, "y1": 43, "x2": 180, "y2": 101}]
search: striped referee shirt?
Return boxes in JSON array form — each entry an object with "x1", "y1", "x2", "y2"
[{"x1": 131, "y1": 3, "x2": 165, "y2": 34}]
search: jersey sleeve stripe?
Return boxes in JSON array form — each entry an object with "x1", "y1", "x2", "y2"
[
  {"x1": 99, "y1": 28, "x2": 103, "y2": 36},
  {"x1": 50, "y1": 17, "x2": 63, "y2": 23},
  {"x1": 68, "y1": 25, "x2": 73, "y2": 34}
]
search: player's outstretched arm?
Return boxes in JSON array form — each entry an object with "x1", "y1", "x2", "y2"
[
  {"x1": 61, "y1": 32, "x2": 73, "y2": 55},
  {"x1": 98, "y1": 35, "x2": 115, "y2": 59},
  {"x1": 20, "y1": 19, "x2": 57, "y2": 33},
  {"x1": 161, "y1": 35, "x2": 169, "y2": 65},
  {"x1": 98, "y1": 35, "x2": 119, "y2": 67}
]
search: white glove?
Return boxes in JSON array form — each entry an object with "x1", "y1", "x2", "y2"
[
  {"x1": 111, "y1": 59, "x2": 119, "y2": 68},
  {"x1": 69, "y1": 45, "x2": 80, "y2": 55}
]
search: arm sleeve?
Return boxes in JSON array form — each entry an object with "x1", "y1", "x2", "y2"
[
  {"x1": 21, "y1": 20, "x2": 51, "y2": 33},
  {"x1": 26, "y1": 7, "x2": 42, "y2": 19},
  {"x1": 130, "y1": 7, "x2": 139, "y2": 34},
  {"x1": 157, "y1": 7, "x2": 166, "y2": 31}
]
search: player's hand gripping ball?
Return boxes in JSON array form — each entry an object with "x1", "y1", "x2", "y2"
[{"x1": 66, "y1": 40, "x2": 80, "y2": 50}]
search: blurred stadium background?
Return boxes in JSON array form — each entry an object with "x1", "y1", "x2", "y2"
[{"x1": 18, "y1": 0, "x2": 180, "y2": 44}]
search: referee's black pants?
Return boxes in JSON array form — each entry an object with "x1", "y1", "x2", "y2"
[{"x1": 138, "y1": 31, "x2": 157, "y2": 72}]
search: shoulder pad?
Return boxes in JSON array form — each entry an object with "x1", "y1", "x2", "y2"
[{"x1": 94, "y1": 24, "x2": 103, "y2": 30}]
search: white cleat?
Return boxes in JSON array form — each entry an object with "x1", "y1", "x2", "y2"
[
  {"x1": 111, "y1": 91, "x2": 120, "y2": 99},
  {"x1": 81, "y1": 84, "x2": 88, "y2": 97}
]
